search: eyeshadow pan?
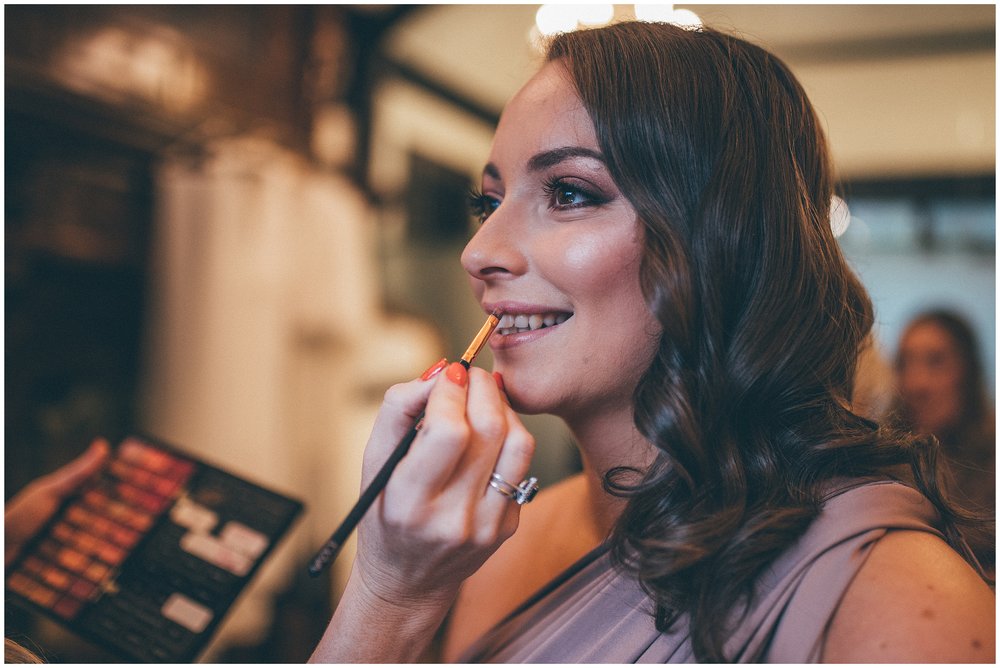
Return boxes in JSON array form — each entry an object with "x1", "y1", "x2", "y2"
[
  {"x1": 27, "y1": 582, "x2": 58, "y2": 607},
  {"x1": 23, "y1": 556, "x2": 46, "y2": 575},
  {"x1": 41, "y1": 567, "x2": 72, "y2": 590},
  {"x1": 143, "y1": 450, "x2": 174, "y2": 474},
  {"x1": 53, "y1": 595, "x2": 84, "y2": 619},
  {"x1": 52, "y1": 522, "x2": 76, "y2": 543},
  {"x1": 83, "y1": 561, "x2": 110, "y2": 582},
  {"x1": 70, "y1": 578, "x2": 98, "y2": 600},
  {"x1": 56, "y1": 548, "x2": 89, "y2": 572},
  {"x1": 74, "y1": 532, "x2": 102, "y2": 555},
  {"x1": 110, "y1": 526, "x2": 141, "y2": 549},
  {"x1": 152, "y1": 476, "x2": 180, "y2": 497},
  {"x1": 8, "y1": 572, "x2": 36, "y2": 596},
  {"x1": 96, "y1": 543, "x2": 127, "y2": 566},
  {"x1": 161, "y1": 593, "x2": 213, "y2": 634}
]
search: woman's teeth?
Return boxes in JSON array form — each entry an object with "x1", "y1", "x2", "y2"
[{"x1": 496, "y1": 312, "x2": 570, "y2": 335}]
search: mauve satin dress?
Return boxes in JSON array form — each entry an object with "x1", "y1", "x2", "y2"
[{"x1": 460, "y1": 481, "x2": 944, "y2": 663}]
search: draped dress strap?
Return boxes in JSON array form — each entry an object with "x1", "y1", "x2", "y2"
[{"x1": 458, "y1": 481, "x2": 944, "y2": 663}]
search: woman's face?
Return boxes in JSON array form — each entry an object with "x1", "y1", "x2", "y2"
[
  {"x1": 462, "y1": 61, "x2": 661, "y2": 421},
  {"x1": 896, "y1": 321, "x2": 966, "y2": 434}
]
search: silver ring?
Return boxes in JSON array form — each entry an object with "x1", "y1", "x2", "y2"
[{"x1": 488, "y1": 472, "x2": 539, "y2": 505}]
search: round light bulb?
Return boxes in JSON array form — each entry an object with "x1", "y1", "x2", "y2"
[
  {"x1": 577, "y1": 4, "x2": 614, "y2": 26},
  {"x1": 830, "y1": 196, "x2": 852, "y2": 238},
  {"x1": 670, "y1": 8, "x2": 702, "y2": 29},
  {"x1": 536, "y1": 4, "x2": 580, "y2": 36},
  {"x1": 634, "y1": 4, "x2": 676, "y2": 22}
]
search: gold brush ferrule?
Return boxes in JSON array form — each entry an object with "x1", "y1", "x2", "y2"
[{"x1": 460, "y1": 309, "x2": 502, "y2": 367}]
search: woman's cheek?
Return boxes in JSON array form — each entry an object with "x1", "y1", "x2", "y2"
[{"x1": 558, "y1": 227, "x2": 644, "y2": 291}]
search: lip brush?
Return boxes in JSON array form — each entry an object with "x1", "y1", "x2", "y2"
[{"x1": 308, "y1": 309, "x2": 503, "y2": 577}]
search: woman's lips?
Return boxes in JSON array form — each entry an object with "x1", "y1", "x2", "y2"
[{"x1": 489, "y1": 312, "x2": 572, "y2": 350}]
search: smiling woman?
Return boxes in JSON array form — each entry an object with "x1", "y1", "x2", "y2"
[{"x1": 308, "y1": 21, "x2": 994, "y2": 664}]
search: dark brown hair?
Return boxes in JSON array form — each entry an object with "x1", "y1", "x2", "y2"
[{"x1": 547, "y1": 21, "x2": 983, "y2": 661}]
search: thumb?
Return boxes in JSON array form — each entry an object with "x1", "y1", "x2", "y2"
[{"x1": 37, "y1": 437, "x2": 111, "y2": 497}]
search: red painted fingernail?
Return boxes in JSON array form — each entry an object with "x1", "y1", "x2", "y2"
[
  {"x1": 492, "y1": 371, "x2": 505, "y2": 393},
  {"x1": 445, "y1": 362, "x2": 468, "y2": 387},
  {"x1": 420, "y1": 358, "x2": 448, "y2": 381}
]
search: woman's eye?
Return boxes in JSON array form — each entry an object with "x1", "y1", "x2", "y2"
[
  {"x1": 554, "y1": 185, "x2": 586, "y2": 206},
  {"x1": 543, "y1": 179, "x2": 606, "y2": 210},
  {"x1": 468, "y1": 189, "x2": 500, "y2": 223}
]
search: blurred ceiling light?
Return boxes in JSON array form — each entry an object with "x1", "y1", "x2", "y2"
[
  {"x1": 577, "y1": 4, "x2": 615, "y2": 26},
  {"x1": 634, "y1": 4, "x2": 702, "y2": 29},
  {"x1": 59, "y1": 27, "x2": 206, "y2": 113},
  {"x1": 536, "y1": 4, "x2": 580, "y2": 36},
  {"x1": 830, "y1": 195, "x2": 852, "y2": 238}
]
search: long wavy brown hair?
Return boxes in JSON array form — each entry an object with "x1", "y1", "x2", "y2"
[{"x1": 547, "y1": 21, "x2": 985, "y2": 661}]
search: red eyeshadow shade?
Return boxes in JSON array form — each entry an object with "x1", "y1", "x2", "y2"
[
  {"x1": 53, "y1": 595, "x2": 83, "y2": 619},
  {"x1": 70, "y1": 578, "x2": 97, "y2": 600}
]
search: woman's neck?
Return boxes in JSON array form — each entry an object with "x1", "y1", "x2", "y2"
[{"x1": 564, "y1": 408, "x2": 657, "y2": 538}]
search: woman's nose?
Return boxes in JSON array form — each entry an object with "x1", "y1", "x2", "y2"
[{"x1": 461, "y1": 212, "x2": 526, "y2": 281}]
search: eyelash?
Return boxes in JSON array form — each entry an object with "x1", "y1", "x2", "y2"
[
  {"x1": 468, "y1": 188, "x2": 499, "y2": 224},
  {"x1": 467, "y1": 178, "x2": 609, "y2": 224},
  {"x1": 541, "y1": 177, "x2": 608, "y2": 211}
]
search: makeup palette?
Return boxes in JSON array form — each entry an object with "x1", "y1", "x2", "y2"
[{"x1": 6, "y1": 435, "x2": 303, "y2": 662}]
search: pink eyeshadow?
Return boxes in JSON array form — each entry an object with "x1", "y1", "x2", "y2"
[{"x1": 119, "y1": 440, "x2": 146, "y2": 464}]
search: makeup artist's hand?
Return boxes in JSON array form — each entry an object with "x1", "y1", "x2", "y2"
[
  {"x1": 5, "y1": 438, "x2": 111, "y2": 568},
  {"x1": 310, "y1": 361, "x2": 534, "y2": 663}
]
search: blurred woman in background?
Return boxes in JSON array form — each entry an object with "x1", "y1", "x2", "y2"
[{"x1": 895, "y1": 309, "x2": 995, "y2": 569}]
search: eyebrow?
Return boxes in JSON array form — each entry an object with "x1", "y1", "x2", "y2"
[{"x1": 482, "y1": 146, "x2": 606, "y2": 180}]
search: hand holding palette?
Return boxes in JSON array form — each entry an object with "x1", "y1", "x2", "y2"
[{"x1": 5, "y1": 435, "x2": 303, "y2": 662}]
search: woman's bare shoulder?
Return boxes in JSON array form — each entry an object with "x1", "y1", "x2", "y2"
[
  {"x1": 442, "y1": 472, "x2": 595, "y2": 660},
  {"x1": 822, "y1": 529, "x2": 995, "y2": 663}
]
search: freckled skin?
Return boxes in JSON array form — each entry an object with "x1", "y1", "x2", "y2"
[{"x1": 823, "y1": 530, "x2": 994, "y2": 662}]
